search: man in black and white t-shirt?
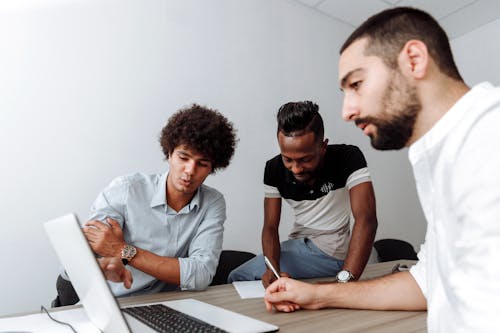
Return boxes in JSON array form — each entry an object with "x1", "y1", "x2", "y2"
[{"x1": 228, "y1": 101, "x2": 378, "y2": 286}]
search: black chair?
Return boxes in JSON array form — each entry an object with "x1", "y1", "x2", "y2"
[
  {"x1": 210, "y1": 250, "x2": 256, "y2": 286},
  {"x1": 373, "y1": 238, "x2": 418, "y2": 262},
  {"x1": 52, "y1": 274, "x2": 79, "y2": 307}
]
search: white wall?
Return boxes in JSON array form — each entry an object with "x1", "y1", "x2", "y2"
[
  {"x1": 451, "y1": 18, "x2": 500, "y2": 86},
  {"x1": 0, "y1": 0, "x2": 464, "y2": 315}
]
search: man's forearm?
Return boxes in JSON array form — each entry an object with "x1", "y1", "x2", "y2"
[
  {"x1": 262, "y1": 197, "x2": 282, "y2": 269},
  {"x1": 262, "y1": 226, "x2": 281, "y2": 269},
  {"x1": 315, "y1": 271, "x2": 426, "y2": 311},
  {"x1": 129, "y1": 248, "x2": 181, "y2": 285},
  {"x1": 343, "y1": 217, "x2": 377, "y2": 279}
]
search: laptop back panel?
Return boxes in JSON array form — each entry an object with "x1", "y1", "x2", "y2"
[
  {"x1": 45, "y1": 213, "x2": 279, "y2": 333},
  {"x1": 44, "y1": 213, "x2": 131, "y2": 333}
]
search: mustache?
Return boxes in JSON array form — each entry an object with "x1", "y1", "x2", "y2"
[
  {"x1": 355, "y1": 117, "x2": 377, "y2": 127},
  {"x1": 354, "y1": 119, "x2": 365, "y2": 127}
]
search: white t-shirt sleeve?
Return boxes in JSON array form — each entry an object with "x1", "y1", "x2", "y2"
[
  {"x1": 346, "y1": 167, "x2": 371, "y2": 190},
  {"x1": 264, "y1": 184, "x2": 281, "y2": 198}
]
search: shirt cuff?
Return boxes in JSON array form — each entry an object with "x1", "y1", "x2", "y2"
[{"x1": 409, "y1": 258, "x2": 427, "y2": 298}]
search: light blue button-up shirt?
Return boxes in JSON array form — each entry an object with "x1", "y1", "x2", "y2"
[{"x1": 86, "y1": 170, "x2": 225, "y2": 297}]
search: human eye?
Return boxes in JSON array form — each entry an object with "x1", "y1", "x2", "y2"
[
  {"x1": 350, "y1": 80, "x2": 362, "y2": 91},
  {"x1": 177, "y1": 153, "x2": 188, "y2": 161},
  {"x1": 197, "y1": 161, "x2": 211, "y2": 168},
  {"x1": 301, "y1": 157, "x2": 313, "y2": 163}
]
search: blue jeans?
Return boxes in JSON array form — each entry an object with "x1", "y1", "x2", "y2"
[{"x1": 227, "y1": 238, "x2": 344, "y2": 282}]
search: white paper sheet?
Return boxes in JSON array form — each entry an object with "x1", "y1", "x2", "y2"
[{"x1": 232, "y1": 280, "x2": 265, "y2": 299}]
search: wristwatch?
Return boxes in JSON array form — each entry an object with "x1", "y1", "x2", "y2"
[
  {"x1": 120, "y1": 244, "x2": 137, "y2": 265},
  {"x1": 336, "y1": 269, "x2": 354, "y2": 283}
]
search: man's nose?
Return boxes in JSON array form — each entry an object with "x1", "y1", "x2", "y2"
[
  {"x1": 290, "y1": 162, "x2": 303, "y2": 174},
  {"x1": 342, "y1": 94, "x2": 360, "y2": 121},
  {"x1": 184, "y1": 160, "x2": 196, "y2": 175}
]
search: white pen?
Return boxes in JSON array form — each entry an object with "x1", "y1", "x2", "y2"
[{"x1": 264, "y1": 256, "x2": 280, "y2": 280}]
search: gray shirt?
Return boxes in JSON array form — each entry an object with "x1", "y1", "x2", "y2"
[{"x1": 84, "y1": 171, "x2": 225, "y2": 297}]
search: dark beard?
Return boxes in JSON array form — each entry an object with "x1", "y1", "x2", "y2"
[
  {"x1": 368, "y1": 106, "x2": 419, "y2": 150},
  {"x1": 365, "y1": 74, "x2": 421, "y2": 150}
]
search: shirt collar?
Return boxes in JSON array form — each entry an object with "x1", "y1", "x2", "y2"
[
  {"x1": 169, "y1": 188, "x2": 201, "y2": 214},
  {"x1": 188, "y1": 187, "x2": 201, "y2": 211},
  {"x1": 150, "y1": 171, "x2": 169, "y2": 208},
  {"x1": 408, "y1": 82, "x2": 493, "y2": 165},
  {"x1": 150, "y1": 170, "x2": 202, "y2": 212}
]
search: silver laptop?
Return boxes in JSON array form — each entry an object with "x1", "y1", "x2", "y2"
[{"x1": 44, "y1": 213, "x2": 279, "y2": 333}]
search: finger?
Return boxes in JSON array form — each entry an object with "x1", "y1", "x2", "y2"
[
  {"x1": 275, "y1": 304, "x2": 290, "y2": 312},
  {"x1": 106, "y1": 218, "x2": 121, "y2": 229},
  {"x1": 104, "y1": 271, "x2": 119, "y2": 282},
  {"x1": 276, "y1": 303, "x2": 296, "y2": 312},
  {"x1": 265, "y1": 279, "x2": 281, "y2": 294},
  {"x1": 265, "y1": 296, "x2": 296, "y2": 313},
  {"x1": 124, "y1": 270, "x2": 133, "y2": 289},
  {"x1": 265, "y1": 289, "x2": 291, "y2": 304},
  {"x1": 84, "y1": 234, "x2": 96, "y2": 242},
  {"x1": 103, "y1": 263, "x2": 122, "y2": 282},
  {"x1": 82, "y1": 231, "x2": 96, "y2": 242},
  {"x1": 85, "y1": 220, "x2": 107, "y2": 230},
  {"x1": 98, "y1": 257, "x2": 110, "y2": 267},
  {"x1": 264, "y1": 299, "x2": 273, "y2": 312},
  {"x1": 105, "y1": 261, "x2": 118, "y2": 271},
  {"x1": 82, "y1": 227, "x2": 98, "y2": 236},
  {"x1": 280, "y1": 271, "x2": 291, "y2": 278},
  {"x1": 280, "y1": 300, "x2": 299, "y2": 308}
]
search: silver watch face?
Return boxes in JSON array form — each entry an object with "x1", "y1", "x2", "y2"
[
  {"x1": 337, "y1": 270, "x2": 351, "y2": 282},
  {"x1": 122, "y1": 245, "x2": 137, "y2": 260}
]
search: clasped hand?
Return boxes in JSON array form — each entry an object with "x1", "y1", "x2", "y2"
[
  {"x1": 264, "y1": 277, "x2": 321, "y2": 313},
  {"x1": 83, "y1": 217, "x2": 125, "y2": 257},
  {"x1": 97, "y1": 257, "x2": 133, "y2": 289},
  {"x1": 83, "y1": 217, "x2": 132, "y2": 289}
]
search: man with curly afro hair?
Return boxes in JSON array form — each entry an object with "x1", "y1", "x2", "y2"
[
  {"x1": 56, "y1": 104, "x2": 237, "y2": 304},
  {"x1": 159, "y1": 104, "x2": 236, "y2": 172}
]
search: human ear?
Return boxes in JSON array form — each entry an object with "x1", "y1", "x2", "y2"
[
  {"x1": 398, "y1": 40, "x2": 428, "y2": 79},
  {"x1": 320, "y1": 138, "x2": 329, "y2": 153}
]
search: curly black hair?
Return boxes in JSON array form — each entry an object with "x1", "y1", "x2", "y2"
[{"x1": 160, "y1": 104, "x2": 237, "y2": 172}]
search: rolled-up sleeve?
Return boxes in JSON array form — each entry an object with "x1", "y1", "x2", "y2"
[
  {"x1": 88, "y1": 177, "x2": 128, "y2": 227},
  {"x1": 178, "y1": 195, "x2": 225, "y2": 290},
  {"x1": 409, "y1": 242, "x2": 427, "y2": 298}
]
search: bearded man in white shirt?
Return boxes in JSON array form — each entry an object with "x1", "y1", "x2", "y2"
[{"x1": 264, "y1": 7, "x2": 500, "y2": 333}]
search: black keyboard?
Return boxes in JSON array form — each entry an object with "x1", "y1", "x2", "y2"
[{"x1": 123, "y1": 303, "x2": 228, "y2": 333}]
